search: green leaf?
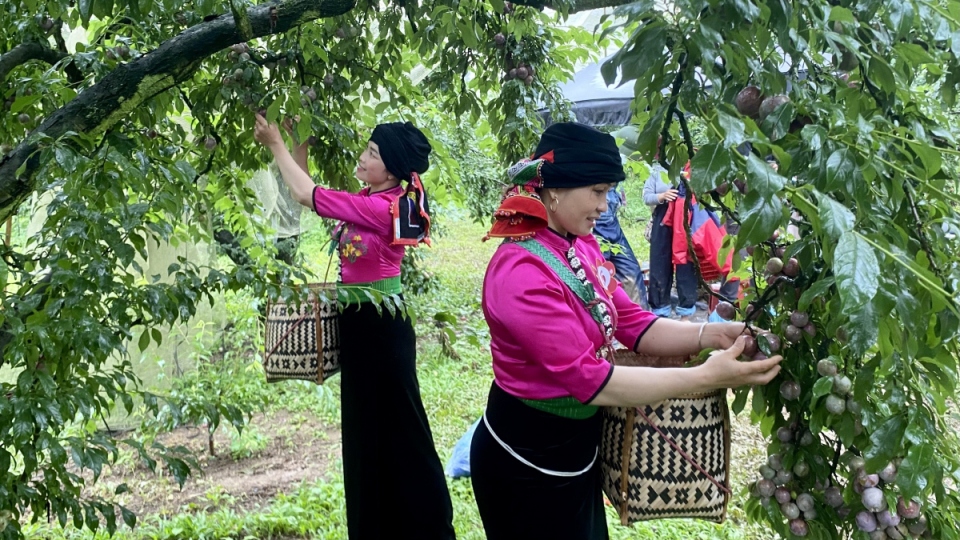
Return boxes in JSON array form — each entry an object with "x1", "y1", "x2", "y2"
[
  {"x1": 120, "y1": 506, "x2": 136, "y2": 528},
  {"x1": 897, "y1": 443, "x2": 934, "y2": 500},
  {"x1": 907, "y1": 141, "x2": 942, "y2": 177},
  {"x1": 616, "y1": 23, "x2": 668, "y2": 86},
  {"x1": 737, "y1": 192, "x2": 783, "y2": 248},
  {"x1": 823, "y1": 149, "x2": 859, "y2": 194},
  {"x1": 744, "y1": 153, "x2": 787, "y2": 196},
  {"x1": 847, "y1": 300, "x2": 880, "y2": 357},
  {"x1": 138, "y1": 330, "x2": 150, "y2": 352},
  {"x1": 79, "y1": 0, "x2": 95, "y2": 24},
  {"x1": 752, "y1": 385, "x2": 766, "y2": 416},
  {"x1": 864, "y1": 414, "x2": 906, "y2": 471},
  {"x1": 717, "y1": 111, "x2": 746, "y2": 149},
  {"x1": 868, "y1": 57, "x2": 896, "y2": 94},
  {"x1": 11, "y1": 95, "x2": 42, "y2": 114},
  {"x1": 760, "y1": 101, "x2": 794, "y2": 141},
  {"x1": 798, "y1": 277, "x2": 835, "y2": 312},
  {"x1": 297, "y1": 119, "x2": 312, "y2": 147},
  {"x1": 904, "y1": 408, "x2": 936, "y2": 445},
  {"x1": 730, "y1": 0, "x2": 760, "y2": 21},
  {"x1": 886, "y1": 0, "x2": 915, "y2": 40},
  {"x1": 834, "y1": 232, "x2": 879, "y2": 313},
  {"x1": 835, "y1": 414, "x2": 856, "y2": 447},
  {"x1": 732, "y1": 387, "x2": 749, "y2": 415},
  {"x1": 818, "y1": 196, "x2": 855, "y2": 241},
  {"x1": 827, "y1": 6, "x2": 857, "y2": 23},
  {"x1": 266, "y1": 98, "x2": 282, "y2": 123},
  {"x1": 12, "y1": 419, "x2": 33, "y2": 439},
  {"x1": 689, "y1": 143, "x2": 735, "y2": 194},
  {"x1": 811, "y1": 377, "x2": 834, "y2": 400},
  {"x1": 895, "y1": 43, "x2": 935, "y2": 66},
  {"x1": 84, "y1": 504, "x2": 98, "y2": 532}
]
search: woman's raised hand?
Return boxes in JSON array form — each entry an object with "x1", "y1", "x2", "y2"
[
  {"x1": 253, "y1": 113, "x2": 284, "y2": 149},
  {"x1": 700, "y1": 335, "x2": 782, "y2": 389}
]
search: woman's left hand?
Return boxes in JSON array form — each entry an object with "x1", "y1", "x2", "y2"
[
  {"x1": 702, "y1": 322, "x2": 749, "y2": 350},
  {"x1": 700, "y1": 336, "x2": 782, "y2": 390}
]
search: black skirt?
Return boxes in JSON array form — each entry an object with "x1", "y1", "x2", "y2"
[
  {"x1": 338, "y1": 299, "x2": 456, "y2": 540},
  {"x1": 470, "y1": 382, "x2": 609, "y2": 540}
]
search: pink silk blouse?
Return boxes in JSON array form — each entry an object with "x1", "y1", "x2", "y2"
[
  {"x1": 482, "y1": 229, "x2": 658, "y2": 403},
  {"x1": 312, "y1": 185, "x2": 405, "y2": 284}
]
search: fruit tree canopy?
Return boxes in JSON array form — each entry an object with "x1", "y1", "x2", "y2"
[{"x1": 543, "y1": 54, "x2": 804, "y2": 128}]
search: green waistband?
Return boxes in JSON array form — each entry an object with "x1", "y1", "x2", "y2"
[
  {"x1": 338, "y1": 276, "x2": 403, "y2": 305},
  {"x1": 520, "y1": 396, "x2": 599, "y2": 419}
]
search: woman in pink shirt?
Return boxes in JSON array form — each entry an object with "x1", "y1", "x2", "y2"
[
  {"x1": 470, "y1": 123, "x2": 783, "y2": 539},
  {"x1": 254, "y1": 115, "x2": 455, "y2": 540}
]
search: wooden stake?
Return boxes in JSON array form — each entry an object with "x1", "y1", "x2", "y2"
[{"x1": 4, "y1": 217, "x2": 10, "y2": 246}]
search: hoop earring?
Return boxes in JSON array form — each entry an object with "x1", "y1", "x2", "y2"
[{"x1": 549, "y1": 195, "x2": 559, "y2": 213}]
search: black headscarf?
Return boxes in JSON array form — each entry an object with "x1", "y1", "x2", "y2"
[
  {"x1": 482, "y1": 122, "x2": 627, "y2": 242},
  {"x1": 533, "y1": 122, "x2": 625, "y2": 187},
  {"x1": 369, "y1": 122, "x2": 431, "y2": 181},
  {"x1": 368, "y1": 122, "x2": 433, "y2": 246}
]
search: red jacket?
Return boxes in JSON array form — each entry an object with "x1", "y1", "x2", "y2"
[{"x1": 661, "y1": 190, "x2": 732, "y2": 282}]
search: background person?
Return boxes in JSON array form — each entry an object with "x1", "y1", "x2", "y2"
[
  {"x1": 644, "y1": 163, "x2": 696, "y2": 318},
  {"x1": 592, "y1": 183, "x2": 647, "y2": 308}
]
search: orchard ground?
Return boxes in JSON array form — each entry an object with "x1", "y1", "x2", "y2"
[{"x1": 26, "y1": 191, "x2": 779, "y2": 539}]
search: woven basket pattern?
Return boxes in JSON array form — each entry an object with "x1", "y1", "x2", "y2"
[
  {"x1": 600, "y1": 351, "x2": 730, "y2": 524},
  {"x1": 263, "y1": 284, "x2": 340, "y2": 384}
]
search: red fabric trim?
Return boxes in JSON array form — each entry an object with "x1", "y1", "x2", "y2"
[{"x1": 483, "y1": 191, "x2": 548, "y2": 241}]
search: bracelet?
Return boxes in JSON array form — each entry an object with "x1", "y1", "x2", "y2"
[{"x1": 698, "y1": 322, "x2": 708, "y2": 350}]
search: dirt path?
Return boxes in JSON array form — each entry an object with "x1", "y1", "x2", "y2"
[{"x1": 93, "y1": 410, "x2": 341, "y2": 518}]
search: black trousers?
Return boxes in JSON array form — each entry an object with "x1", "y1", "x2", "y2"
[
  {"x1": 647, "y1": 203, "x2": 698, "y2": 312},
  {"x1": 339, "y1": 300, "x2": 456, "y2": 540},
  {"x1": 471, "y1": 382, "x2": 608, "y2": 540}
]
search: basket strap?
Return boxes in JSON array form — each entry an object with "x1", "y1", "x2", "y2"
[
  {"x1": 265, "y1": 308, "x2": 313, "y2": 361},
  {"x1": 618, "y1": 407, "x2": 635, "y2": 526},
  {"x1": 513, "y1": 239, "x2": 607, "y2": 330},
  {"x1": 635, "y1": 406, "x2": 731, "y2": 496},
  {"x1": 314, "y1": 295, "x2": 324, "y2": 384}
]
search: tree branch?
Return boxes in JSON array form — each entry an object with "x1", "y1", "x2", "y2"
[
  {"x1": 511, "y1": 0, "x2": 637, "y2": 12},
  {"x1": 0, "y1": 42, "x2": 69, "y2": 81},
  {"x1": 0, "y1": 0, "x2": 356, "y2": 222},
  {"x1": 904, "y1": 182, "x2": 944, "y2": 279}
]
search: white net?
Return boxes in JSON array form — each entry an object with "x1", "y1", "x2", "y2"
[{"x1": 248, "y1": 162, "x2": 302, "y2": 240}]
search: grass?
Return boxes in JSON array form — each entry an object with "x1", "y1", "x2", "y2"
[{"x1": 28, "y1": 213, "x2": 775, "y2": 540}]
